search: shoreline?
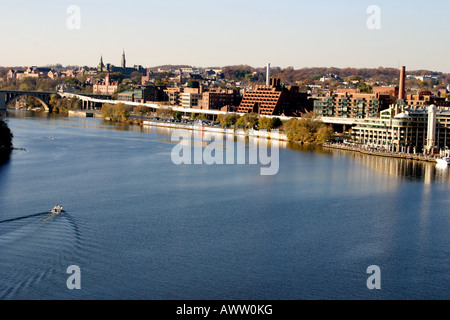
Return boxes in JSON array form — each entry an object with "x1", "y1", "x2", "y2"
[
  {"x1": 141, "y1": 120, "x2": 290, "y2": 141},
  {"x1": 68, "y1": 109, "x2": 290, "y2": 141},
  {"x1": 65, "y1": 109, "x2": 443, "y2": 165},
  {"x1": 323, "y1": 143, "x2": 438, "y2": 164}
]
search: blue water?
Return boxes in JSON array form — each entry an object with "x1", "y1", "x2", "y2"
[{"x1": 0, "y1": 111, "x2": 449, "y2": 300}]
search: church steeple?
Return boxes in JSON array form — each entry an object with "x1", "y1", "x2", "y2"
[
  {"x1": 98, "y1": 55, "x2": 105, "y2": 72},
  {"x1": 121, "y1": 50, "x2": 126, "y2": 69}
]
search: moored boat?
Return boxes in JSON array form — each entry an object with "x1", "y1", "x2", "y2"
[{"x1": 436, "y1": 157, "x2": 450, "y2": 166}]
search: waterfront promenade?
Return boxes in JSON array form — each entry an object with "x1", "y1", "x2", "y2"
[
  {"x1": 68, "y1": 109, "x2": 289, "y2": 141},
  {"x1": 323, "y1": 142, "x2": 438, "y2": 163}
]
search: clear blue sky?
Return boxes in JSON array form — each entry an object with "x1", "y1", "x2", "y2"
[{"x1": 1, "y1": 0, "x2": 449, "y2": 72}]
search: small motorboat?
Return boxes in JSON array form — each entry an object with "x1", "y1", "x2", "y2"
[
  {"x1": 436, "y1": 157, "x2": 450, "y2": 167},
  {"x1": 50, "y1": 204, "x2": 64, "y2": 214}
]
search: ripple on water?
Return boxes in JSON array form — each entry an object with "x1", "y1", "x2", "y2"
[{"x1": 0, "y1": 211, "x2": 88, "y2": 299}]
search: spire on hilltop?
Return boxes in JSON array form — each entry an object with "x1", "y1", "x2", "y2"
[
  {"x1": 121, "y1": 49, "x2": 126, "y2": 69},
  {"x1": 98, "y1": 54, "x2": 105, "y2": 72}
]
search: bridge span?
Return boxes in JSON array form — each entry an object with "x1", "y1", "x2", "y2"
[{"x1": 0, "y1": 90, "x2": 111, "y2": 116}]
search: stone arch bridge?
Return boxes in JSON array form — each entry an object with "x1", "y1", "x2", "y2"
[{"x1": 0, "y1": 90, "x2": 111, "y2": 115}]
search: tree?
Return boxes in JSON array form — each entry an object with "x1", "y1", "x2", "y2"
[
  {"x1": 283, "y1": 112, "x2": 333, "y2": 144},
  {"x1": 217, "y1": 113, "x2": 240, "y2": 128},
  {"x1": 130, "y1": 71, "x2": 142, "y2": 84},
  {"x1": 258, "y1": 116, "x2": 283, "y2": 130},
  {"x1": 25, "y1": 96, "x2": 44, "y2": 110},
  {"x1": 0, "y1": 119, "x2": 13, "y2": 163},
  {"x1": 156, "y1": 106, "x2": 173, "y2": 119},
  {"x1": 236, "y1": 112, "x2": 258, "y2": 130},
  {"x1": 114, "y1": 103, "x2": 132, "y2": 121},
  {"x1": 315, "y1": 125, "x2": 334, "y2": 143},
  {"x1": 69, "y1": 97, "x2": 81, "y2": 110},
  {"x1": 49, "y1": 94, "x2": 62, "y2": 111},
  {"x1": 48, "y1": 95, "x2": 80, "y2": 113},
  {"x1": 195, "y1": 113, "x2": 207, "y2": 121},
  {"x1": 134, "y1": 105, "x2": 150, "y2": 118},
  {"x1": 172, "y1": 110, "x2": 182, "y2": 121},
  {"x1": 187, "y1": 80, "x2": 199, "y2": 88},
  {"x1": 272, "y1": 117, "x2": 282, "y2": 129},
  {"x1": 357, "y1": 82, "x2": 372, "y2": 93},
  {"x1": 100, "y1": 103, "x2": 131, "y2": 121},
  {"x1": 100, "y1": 103, "x2": 115, "y2": 119}
]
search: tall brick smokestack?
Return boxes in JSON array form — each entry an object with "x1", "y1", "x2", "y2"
[{"x1": 399, "y1": 66, "x2": 406, "y2": 100}]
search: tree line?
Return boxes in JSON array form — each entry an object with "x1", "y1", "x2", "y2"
[
  {"x1": 100, "y1": 103, "x2": 334, "y2": 144},
  {"x1": 0, "y1": 119, "x2": 13, "y2": 163}
]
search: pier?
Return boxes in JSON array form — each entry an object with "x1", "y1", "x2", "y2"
[{"x1": 323, "y1": 142, "x2": 438, "y2": 163}]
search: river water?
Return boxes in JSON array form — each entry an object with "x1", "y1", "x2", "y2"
[{"x1": 0, "y1": 111, "x2": 448, "y2": 300}]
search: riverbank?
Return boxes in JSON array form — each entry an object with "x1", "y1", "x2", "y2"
[
  {"x1": 66, "y1": 109, "x2": 443, "y2": 163},
  {"x1": 0, "y1": 118, "x2": 13, "y2": 164},
  {"x1": 323, "y1": 142, "x2": 438, "y2": 163},
  {"x1": 142, "y1": 120, "x2": 289, "y2": 141},
  {"x1": 68, "y1": 109, "x2": 289, "y2": 141},
  {"x1": 68, "y1": 110, "x2": 102, "y2": 118}
]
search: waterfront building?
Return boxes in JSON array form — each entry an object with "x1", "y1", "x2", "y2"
[
  {"x1": 372, "y1": 86, "x2": 399, "y2": 100},
  {"x1": 313, "y1": 91, "x2": 393, "y2": 119},
  {"x1": 163, "y1": 87, "x2": 182, "y2": 105},
  {"x1": 181, "y1": 92, "x2": 202, "y2": 108},
  {"x1": 117, "y1": 91, "x2": 135, "y2": 102},
  {"x1": 402, "y1": 91, "x2": 450, "y2": 108},
  {"x1": 201, "y1": 90, "x2": 241, "y2": 110},
  {"x1": 313, "y1": 66, "x2": 450, "y2": 119},
  {"x1": 238, "y1": 77, "x2": 311, "y2": 116},
  {"x1": 117, "y1": 86, "x2": 165, "y2": 103},
  {"x1": 352, "y1": 104, "x2": 450, "y2": 153}
]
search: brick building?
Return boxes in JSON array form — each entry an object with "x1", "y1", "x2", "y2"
[
  {"x1": 237, "y1": 78, "x2": 311, "y2": 116},
  {"x1": 313, "y1": 91, "x2": 394, "y2": 118},
  {"x1": 201, "y1": 90, "x2": 241, "y2": 110},
  {"x1": 181, "y1": 92, "x2": 202, "y2": 108},
  {"x1": 93, "y1": 73, "x2": 118, "y2": 95},
  {"x1": 402, "y1": 91, "x2": 450, "y2": 108}
]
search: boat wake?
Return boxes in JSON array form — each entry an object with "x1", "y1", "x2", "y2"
[{"x1": 0, "y1": 210, "x2": 83, "y2": 299}]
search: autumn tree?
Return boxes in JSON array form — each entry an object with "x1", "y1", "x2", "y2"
[
  {"x1": 156, "y1": 106, "x2": 173, "y2": 119},
  {"x1": 258, "y1": 116, "x2": 282, "y2": 130},
  {"x1": 217, "y1": 113, "x2": 240, "y2": 128},
  {"x1": 101, "y1": 103, "x2": 132, "y2": 121},
  {"x1": 236, "y1": 112, "x2": 258, "y2": 130},
  {"x1": 133, "y1": 105, "x2": 150, "y2": 118},
  {"x1": 283, "y1": 112, "x2": 334, "y2": 144}
]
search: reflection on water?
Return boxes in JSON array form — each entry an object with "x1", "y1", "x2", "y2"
[
  {"x1": 2, "y1": 110, "x2": 449, "y2": 300},
  {"x1": 321, "y1": 147, "x2": 450, "y2": 184},
  {"x1": 6, "y1": 109, "x2": 449, "y2": 184}
]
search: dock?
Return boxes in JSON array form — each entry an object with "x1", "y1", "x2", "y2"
[{"x1": 323, "y1": 143, "x2": 438, "y2": 163}]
